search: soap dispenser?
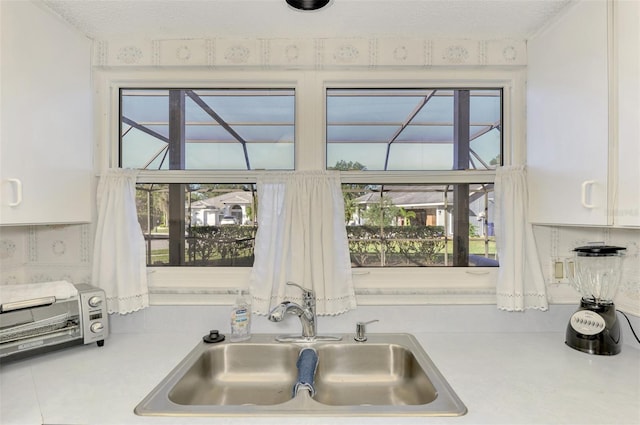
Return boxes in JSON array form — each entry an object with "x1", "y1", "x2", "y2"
[{"x1": 230, "y1": 289, "x2": 251, "y2": 342}]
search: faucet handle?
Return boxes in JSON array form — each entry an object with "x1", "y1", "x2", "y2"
[{"x1": 286, "y1": 281, "x2": 315, "y2": 299}]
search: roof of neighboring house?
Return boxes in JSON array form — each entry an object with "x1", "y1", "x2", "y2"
[
  {"x1": 354, "y1": 184, "x2": 493, "y2": 210},
  {"x1": 191, "y1": 191, "x2": 253, "y2": 210},
  {"x1": 355, "y1": 189, "x2": 452, "y2": 208}
]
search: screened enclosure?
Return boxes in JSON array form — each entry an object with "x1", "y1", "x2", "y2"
[{"x1": 120, "y1": 87, "x2": 500, "y2": 268}]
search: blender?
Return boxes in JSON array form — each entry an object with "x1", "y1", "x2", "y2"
[{"x1": 565, "y1": 244, "x2": 626, "y2": 355}]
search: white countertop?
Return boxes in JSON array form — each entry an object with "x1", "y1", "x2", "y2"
[{"x1": 1, "y1": 330, "x2": 639, "y2": 425}]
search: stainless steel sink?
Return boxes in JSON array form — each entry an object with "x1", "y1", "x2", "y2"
[
  {"x1": 313, "y1": 343, "x2": 437, "y2": 406},
  {"x1": 169, "y1": 343, "x2": 300, "y2": 406},
  {"x1": 135, "y1": 333, "x2": 466, "y2": 417}
]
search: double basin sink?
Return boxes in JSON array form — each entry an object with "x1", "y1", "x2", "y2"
[{"x1": 135, "y1": 333, "x2": 466, "y2": 417}]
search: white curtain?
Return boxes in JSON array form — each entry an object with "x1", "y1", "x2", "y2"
[
  {"x1": 249, "y1": 171, "x2": 357, "y2": 316},
  {"x1": 92, "y1": 169, "x2": 149, "y2": 314},
  {"x1": 494, "y1": 165, "x2": 548, "y2": 311}
]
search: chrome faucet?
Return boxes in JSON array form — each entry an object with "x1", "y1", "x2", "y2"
[{"x1": 268, "y1": 282, "x2": 317, "y2": 339}]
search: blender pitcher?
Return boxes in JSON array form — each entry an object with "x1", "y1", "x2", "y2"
[
  {"x1": 572, "y1": 245, "x2": 626, "y2": 304},
  {"x1": 566, "y1": 244, "x2": 626, "y2": 355}
]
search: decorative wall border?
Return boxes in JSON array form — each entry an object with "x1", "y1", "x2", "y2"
[
  {"x1": 93, "y1": 38, "x2": 526, "y2": 68},
  {"x1": 0, "y1": 224, "x2": 93, "y2": 286}
]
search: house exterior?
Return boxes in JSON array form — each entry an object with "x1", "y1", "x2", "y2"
[
  {"x1": 353, "y1": 185, "x2": 495, "y2": 236},
  {"x1": 190, "y1": 191, "x2": 254, "y2": 226}
]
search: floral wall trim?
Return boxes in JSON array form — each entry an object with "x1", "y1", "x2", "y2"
[
  {"x1": 93, "y1": 38, "x2": 526, "y2": 68},
  {"x1": 0, "y1": 224, "x2": 92, "y2": 286}
]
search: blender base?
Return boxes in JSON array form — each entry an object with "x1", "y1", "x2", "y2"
[{"x1": 565, "y1": 299, "x2": 621, "y2": 355}]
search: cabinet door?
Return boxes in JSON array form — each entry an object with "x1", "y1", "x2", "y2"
[
  {"x1": 527, "y1": 0, "x2": 610, "y2": 226},
  {"x1": 614, "y1": 0, "x2": 640, "y2": 227},
  {"x1": 0, "y1": 1, "x2": 92, "y2": 225}
]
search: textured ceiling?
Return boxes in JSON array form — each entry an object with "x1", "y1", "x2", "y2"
[{"x1": 40, "y1": 0, "x2": 574, "y2": 41}]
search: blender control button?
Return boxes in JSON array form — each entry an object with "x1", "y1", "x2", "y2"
[{"x1": 570, "y1": 310, "x2": 606, "y2": 335}]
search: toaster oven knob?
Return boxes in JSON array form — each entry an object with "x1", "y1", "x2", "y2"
[
  {"x1": 90, "y1": 322, "x2": 104, "y2": 333},
  {"x1": 88, "y1": 296, "x2": 103, "y2": 307}
]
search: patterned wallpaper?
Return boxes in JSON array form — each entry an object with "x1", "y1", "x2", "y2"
[
  {"x1": 534, "y1": 226, "x2": 640, "y2": 315},
  {"x1": 92, "y1": 37, "x2": 527, "y2": 68},
  {"x1": 0, "y1": 224, "x2": 92, "y2": 286}
]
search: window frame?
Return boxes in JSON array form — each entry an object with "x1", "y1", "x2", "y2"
[{"x1": 98, "y1": 68, "x2": 525, "y2": 306}]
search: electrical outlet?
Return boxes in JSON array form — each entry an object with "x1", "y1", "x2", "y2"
[
  {"x1": 554, "y1": 261, "x2": 564, "y2": 280},
  {"x1": 566, "y1": 259, "x2": 575, "y2": 280},
  {"x1": 550, "y1": 257, "x2": 574, "y2": 283}
]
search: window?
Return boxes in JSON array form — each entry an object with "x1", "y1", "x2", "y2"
[
  {"x1": 328, "y1": 88, "x2": 501, "y2": 267},
  {"x1": 326, "y1": 89, "x2": 501, "y2": 171},
  {"x1": 120, "y1": 86, "x2": 500, "y2": 268},
  {"x1": 135, "y1": 183, "x2": 257, "y2": 266},
  {"x1": 120, "y1": 88, "x2": 295, "y2": 170},
  {"x1": 109, "y1": 70, "x2": 518, "y2": 302},
  {"x1": 342, "y1": 183, "x2": 496, "y2": 267},
  {"x1": 120, "y1": 88, "x2": 293, "y2": 266}
]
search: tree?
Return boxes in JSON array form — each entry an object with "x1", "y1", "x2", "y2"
[
  {"x1": 328, "y1": 160, "x2": 368, "y2": 222},
  {"x1": 361, "y1": 195, "x2": 399, "y2": 227},
  {"x1": 397, "y1": 207, "x2": 417, "y2": 226},
  {"x1": 361, "y1": 195, "x2": 419, "y2": 227},
  {"x1": 136, "y1": 184, "x2": 169, "y2": 231},
  {"x1": 328, "y1": 160, "x2": 367, "y2": 172}
]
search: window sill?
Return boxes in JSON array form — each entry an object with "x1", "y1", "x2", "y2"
[{"x1": 146, "y1": 266, "x2": 499, "y2": 306}]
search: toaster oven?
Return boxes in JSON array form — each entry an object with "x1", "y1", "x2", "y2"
[{"x1": 0, "y1": 283, "x2": 108, "y2": 362}]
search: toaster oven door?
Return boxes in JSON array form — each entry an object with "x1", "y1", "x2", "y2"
[{"x1": 0, "y1": 298, "x2": 82, "y2": 361}]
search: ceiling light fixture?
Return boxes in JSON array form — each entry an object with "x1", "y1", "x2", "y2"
[{"x1": 286, "y1": 0, "x2": 331, "y2": 11}]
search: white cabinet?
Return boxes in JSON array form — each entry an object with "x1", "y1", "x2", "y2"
[
  {"x1": 614, "y1": 0, "x2": 640, "y2": 227},
  {"x1": 0, "y1": 1, "x2": 92, "y2": 225},
  {"x1": 527, "y1": 0, "x2": 639, "y2": 227},
  {"x1": 527, "y1": 0, "x2": 610, "y2": 226}
]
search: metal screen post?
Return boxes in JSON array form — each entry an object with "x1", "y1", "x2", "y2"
[
  {"x1": 453, "y1": 90, "x2": 470, "y2": 267},
  {"x1": 168, "y1": 90, "x2": 186, "y2": 265}
]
